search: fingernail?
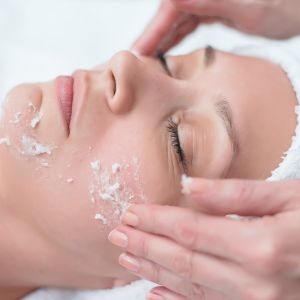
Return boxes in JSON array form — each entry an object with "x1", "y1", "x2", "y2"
[
  {"x1": 119, "y1": 253, "x2": 140, "y2": 272},
  {"x1": 181, "y1": 176, "x2": 213, "y2": 195},
  {"x1": 147, "y1": 292, "x2": 165, "y2": 300},
  {"x1": 121, "y1": 211, "x2": 139, "y2": 227},
  {"x1": 130, "y1": 48, "x2": 141, "y2": 57},
  {"x1": 108, "y1": 229, "x2": 128, "y2": 248},
  {"x1": 190, "y1": 179, "x2": 213, "y2": 195}
]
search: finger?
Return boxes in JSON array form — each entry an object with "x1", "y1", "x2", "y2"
[
  {"x1": 111, "y1": 225, "x2": 257, "y2": 298},
  {"x1": 121, "y1": 204, "x2": 259, "y2": 263},
  {"x1": 119, "y1": 252, "x2": 229, "y2": 299},
  {"x1": 171, "y1": 0, "x2": 243, "y2": 19},
  {"x1": 149, "y1": 286, "x2": 188, "y2": 300},
  {"x1": 150, "y1": 286, "x2": 229, "y2": 300},
  {"x1": 120, "y1": 205, "x2": 297, "y2": 277},
  {"x1": 185, "y1": 178, "x2": 300, "y2": 216},
  {"x1": 158, "y1": 16, "x2": 223, "y2": 54},
  {"x1": 132, "y1": 0, "x2": 182, "y2": 55},
  {"x1": 155, "y1": 14, "x2": 200, "y2": 54}
]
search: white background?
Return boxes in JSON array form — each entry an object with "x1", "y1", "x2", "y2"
[{"x1": 2, "y1": 0, "x2": 298, "y2": 102}]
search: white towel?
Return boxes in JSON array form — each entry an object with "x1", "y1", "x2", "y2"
[
  {"x1": 232, "y1": 45, "x2": 300, "y2": 181},
  {"x1": 22, "y1": 280, "x2": 156, "y2": 300}
]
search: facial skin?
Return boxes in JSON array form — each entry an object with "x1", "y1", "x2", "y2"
[{"x1": 0, "y1": 48, "x2": 297, "y2": 299}]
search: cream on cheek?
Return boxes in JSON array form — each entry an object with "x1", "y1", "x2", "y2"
[
  {"x1": 0, "y1": 86, "x2": 148, "y2": 231},
  {"x1": 89, "y1": 156, "x2": 147, "y2": 227},
  {"x1": 0, "y1": 88, "x2": 56, "y2": 168}
]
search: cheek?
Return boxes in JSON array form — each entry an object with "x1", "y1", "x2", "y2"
[
  {"x1": 0, "y1": 83, "x2": 59, "y2": 171},
  {"x1": 1, "y1": 84, "x2": 42, "y2": 138},
  {"x1": 55, "y1": 134, "x2": 150, "y2": 230},
  {"x1": 0, "y1": 84, "x2": 54, "y2": 205}
]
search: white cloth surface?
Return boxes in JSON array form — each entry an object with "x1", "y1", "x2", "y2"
[
  {"x1": 1, "y1": 0, "x2": 300, "y2": 299},
  {"x1": 22, "y1": 280, "x2": 156, "y2": 300},
  {"x1": 232, "y1": 45, "x2": 300, "y2": 181}
]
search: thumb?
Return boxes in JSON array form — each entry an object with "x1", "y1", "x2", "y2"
[
  {"x1": 132, "y1": 0, "x2": 181, "y2": 55},
  {"x1": 183, "y1": 177, "x2": 300, "y2": 216}
]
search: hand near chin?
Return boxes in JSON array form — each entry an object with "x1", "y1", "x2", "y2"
[
  {"x1": 133, "y1": 0, "x2": 300, "y2": 56},
  {"x1": 108, "y1": 178, "x2": 300, "y2": 299}
]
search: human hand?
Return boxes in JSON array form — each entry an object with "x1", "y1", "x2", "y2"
[
  {"x1": 133, "y1": 0, "x2": 300, "y2": 56},
  {"x1": 112, "y1": 278, "x2": 136, "y2": 287},
  {"x1": 109, "y1": 178, "x2": 300, "y2": 299}
]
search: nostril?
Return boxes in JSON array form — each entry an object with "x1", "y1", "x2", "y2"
[
  {"x1": 107, "y1": 70, "x2": 116, "y2": 97},
  {"x1": 107, "y1": 51, "x2": 137, "y2": 114}
]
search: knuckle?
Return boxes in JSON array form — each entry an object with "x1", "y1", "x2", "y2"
[
  {"x1": 243, "y1": 283, "x2": 283, "y2": 300},
  {"x1": 175, "y1": 213, "x2": 199, "y2": 248},
  {"x1": 151, "y1": 262, "x2": 162, "y2": 284},
  {"x1": 233, "y1": 180, "x2": 255, "y2": 203},
  {"x1": 278, "y1": 181, "x2": 299, "y2": 203},
  {"x1": 171, "y1": 249, "x2": 194, "y2": 279},
  {"x1": 262, "y1": 285, "x2": 284, "y2": 300},
  {"x1": 249, "y1": 236, "x2": 282, "y2": 276},
  {"x1": 139, "y1": 235, "x2": 150, "y2": 259},
  {"x1": 188, "y1": 283, "x2": 206, "y2": 300}
]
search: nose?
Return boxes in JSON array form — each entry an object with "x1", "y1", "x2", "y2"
[{"x1": 107, "y1": 51, "x2": 141, "y2": 114}]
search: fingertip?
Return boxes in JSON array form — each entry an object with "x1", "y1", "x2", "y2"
[
  {"x1": 129, "y1": 48, "x2": 141, "y2": 57},
  {"x1": 121, "y1": 211, "x2": 139, "y2": 227},
  {"x1": 131, "y1": 39, "x2": 157, "y2": 56},
  {"x1": 187, "y1": 177, "x2": 214, "y2": 196},
  {"x1": 147, "y1": 292, "x2": 165, "y2": 300},
  {"x1": 150, "y1": 286, "x2": 187, "y2": 300}
]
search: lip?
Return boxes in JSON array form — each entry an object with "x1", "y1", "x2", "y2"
[{"x1": 56, "y1": 75, "x2": 74, "y2": 134}]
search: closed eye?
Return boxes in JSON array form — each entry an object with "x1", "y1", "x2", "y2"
[{"x1": 167, "y1": 118, "x2": 187, "y2": 172}]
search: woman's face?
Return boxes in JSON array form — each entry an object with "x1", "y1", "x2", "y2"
[{"x1": 0, "y1": 48, "x2": 296, "y2": 286}]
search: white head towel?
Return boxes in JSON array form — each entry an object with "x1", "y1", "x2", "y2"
[{"x1": 233, "y1": 45, "x2": 300, "y2": 181}]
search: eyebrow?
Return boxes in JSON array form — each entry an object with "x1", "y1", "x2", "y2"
[
  {"x1": 214, "y1": 99, "x2": 240, "y2": 160},
  {"x1": 204, "y1": 46, "x2": 216, "y2": 67}
]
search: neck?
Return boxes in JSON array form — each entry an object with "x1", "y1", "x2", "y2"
[{"x1": 0, "y1": 209, "x2": 52, "y2": 300}]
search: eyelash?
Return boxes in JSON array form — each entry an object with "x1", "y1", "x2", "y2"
[
  {"x1": 158, "y1": 53, "x2": 172, "y2": 76},
  {"x1": 167, "y1": 118, "x2": 186, "y2": 169},
  {"x1": 158, "y1": 54, "x2": 187, "y2": 169}
]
